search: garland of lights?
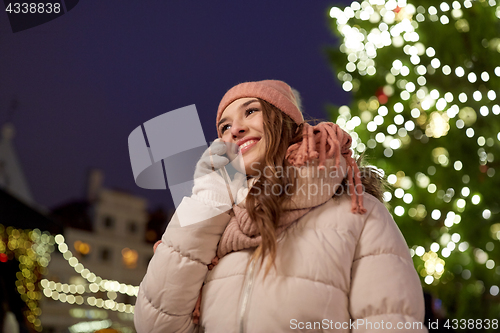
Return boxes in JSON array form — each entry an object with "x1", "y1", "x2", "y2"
[
  {"x1": 329, "y1": 0, "x2": 500, "y2": 299},
  {"x1": 40, "y1": 234, "x2": 138, "y2": 313}
]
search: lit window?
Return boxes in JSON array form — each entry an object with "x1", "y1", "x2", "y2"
[
  {"x1": 122, "y1": 248, "x2": 138, "y2": 269},
  {"x1": 74, "y1": 241, "x2": 91, "y2": 257}
]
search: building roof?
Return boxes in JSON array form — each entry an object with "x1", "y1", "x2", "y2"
[
  {"x1": 0, "y1": 123, "x2": 34, "y2": 205},
  {"x1": 0, "y1": 188, "x2": 62, "y2": 234},
  {"x1": 50, "y1": 199, "x2": 93, "y2": 232}
]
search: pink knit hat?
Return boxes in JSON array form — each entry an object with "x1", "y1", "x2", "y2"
[
  {"x1": 216, "y1": 80, "x2": 304, "y2": 136},
  {"x1": 216, "y1": 79, "x2": 367, "y2": 214}
]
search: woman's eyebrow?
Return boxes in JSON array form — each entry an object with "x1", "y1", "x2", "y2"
[{"x1": 218, "y1": 117, "x2": 228, "y2": 128}]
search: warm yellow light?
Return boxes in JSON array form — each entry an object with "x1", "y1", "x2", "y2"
[
  {"x1": 74, "y1": 240, "x2": 91, "y2": 255},
  {"x1": 122, "y1": 248, "x2": 138, "y2": 269}
]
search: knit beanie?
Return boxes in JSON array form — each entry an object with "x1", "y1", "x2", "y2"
[
  {"x1": 216, "y1": 80, "x2": 304, "y2": 136},
  {"x1": 215, "y1": 80, "x2": 367, "y2": 214}
]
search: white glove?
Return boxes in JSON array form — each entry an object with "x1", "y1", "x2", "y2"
[{"x1": 191, "y1": 139, "x2": 246, "y2": 211}]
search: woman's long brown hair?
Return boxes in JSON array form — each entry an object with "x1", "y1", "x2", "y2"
[
  {"x1": 245, "y1": 99, "x2": 385, "y2": 276},
  {"x1": 244, "y1": 99, "x2": 299, "y2": 275}
]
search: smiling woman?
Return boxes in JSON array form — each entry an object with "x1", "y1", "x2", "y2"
[{"x1": 134, "y1": 80, "x2": 427, "y2": 333}]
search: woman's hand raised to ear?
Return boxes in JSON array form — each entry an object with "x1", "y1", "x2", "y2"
[
  {"x1": 193, "y1": 139, "x2": 230, "y2": 178},
  {"x1": 191, "y1": 139, "x2": 246, "y2": 212}
]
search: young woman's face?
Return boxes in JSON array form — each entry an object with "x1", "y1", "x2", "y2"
[{"x1": 218, "y1": 97, "x2": 266, "y2": 176}]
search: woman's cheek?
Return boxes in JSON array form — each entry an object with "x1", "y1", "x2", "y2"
[
  {"x1": 222, "y1": 141, "x2": 244, "y2": 173},
  {"x1": 223, "y1": 141, "x2": 239, "y2": 159}
]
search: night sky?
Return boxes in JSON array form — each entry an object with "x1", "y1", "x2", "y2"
[{"x1": 0, "y1": 1, "x2": 352, "y2": 212}]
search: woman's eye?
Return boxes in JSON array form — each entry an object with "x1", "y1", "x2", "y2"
[
  {"x1": 246, "y1": 108, "x2": 259, "y2": 116},
  {"x1": 221, "y1": 124, "x2": 230, "y2": 133}
]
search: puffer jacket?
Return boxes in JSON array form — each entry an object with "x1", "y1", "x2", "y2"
[{"x1": 134, "y1": 193, "x2": 427, "y2": 332}]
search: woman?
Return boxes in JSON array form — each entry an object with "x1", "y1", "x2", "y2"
[{"x1": 134, "y1": 80, "x2": 427, "y2": 332}]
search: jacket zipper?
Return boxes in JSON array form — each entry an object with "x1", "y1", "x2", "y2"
[{"x1": 238, "y1": 260, "x2": 256, "y2": 333}]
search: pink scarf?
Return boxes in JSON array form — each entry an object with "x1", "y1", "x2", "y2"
[
  {"x1": 287, "y1": 122, "x2": 366, "y2": 215},
  {"x1": 216, "y1": 158, "x2": 348, "y2": 258}
]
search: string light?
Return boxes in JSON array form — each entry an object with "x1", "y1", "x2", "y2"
[{"x1": 52, "y1": 235, "x2": 139, "y2": 296}]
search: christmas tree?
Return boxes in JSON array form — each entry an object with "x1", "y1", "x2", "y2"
[{"x1": 327, "y1": 0, "x2": 500, "y2": 320}]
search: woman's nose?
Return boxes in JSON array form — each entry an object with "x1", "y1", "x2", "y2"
[{"x1": 230, "y1": 120, "x2": 247, "y2": 138}]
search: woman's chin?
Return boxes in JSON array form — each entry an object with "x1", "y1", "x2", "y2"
[
  {"x1": 243, "y1": 160, "x2": 263, "y2": 176},
  {"x1": 230, "y1": 158, "x2": 260, "y2": 176}
]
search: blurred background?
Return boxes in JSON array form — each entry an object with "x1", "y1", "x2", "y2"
[{"x1": 0, "y1": 0, "x2": 499, "y2": 332}]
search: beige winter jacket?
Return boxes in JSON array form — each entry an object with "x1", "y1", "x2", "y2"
[{"x1": 134, "y1": 192, "x2": 427, "y2": 332}]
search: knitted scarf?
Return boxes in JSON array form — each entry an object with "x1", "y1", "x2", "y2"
[
  {"x1": 216, "y1": 158, "x2": 347, "y2": 258},
  {"x1": 287, "y1": 122, "x2": 366, "y2": 215}
]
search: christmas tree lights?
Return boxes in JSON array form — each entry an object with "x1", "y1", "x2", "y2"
[{"x1": 328, "y1": 0, "x2": 500, "y2": 318}]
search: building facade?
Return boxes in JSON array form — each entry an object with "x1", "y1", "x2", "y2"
[{"x1": 40, "y1": 187, "x2": 154, "y2": 333}]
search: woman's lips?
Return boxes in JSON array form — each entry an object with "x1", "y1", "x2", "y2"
[{"x1": 239, "y1": 139, "x2": 260, "y2": 155}]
